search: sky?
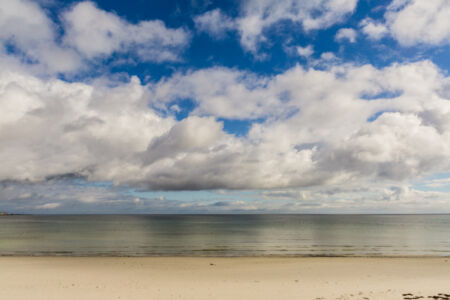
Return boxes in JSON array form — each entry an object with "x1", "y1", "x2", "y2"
[{"x1": 1, "y1": 0, "x2": 450, "y2": 214}]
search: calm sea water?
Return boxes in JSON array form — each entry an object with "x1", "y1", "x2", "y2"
[{"x1": 0, "y1": 214, "x2": 449, "y2": 256}]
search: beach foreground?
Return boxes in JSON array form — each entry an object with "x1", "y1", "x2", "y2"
[{"x1": 1, "y1": 257, "x2": 449, "y2": 300}]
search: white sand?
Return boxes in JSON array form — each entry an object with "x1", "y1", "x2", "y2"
[{"x1": 1, "y1": 257, "x2": 449, "y2": 300}]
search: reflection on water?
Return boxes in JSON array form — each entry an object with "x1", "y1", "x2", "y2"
[{"x1": 0, "y1": 214, "x2": 449, "y2": 256}]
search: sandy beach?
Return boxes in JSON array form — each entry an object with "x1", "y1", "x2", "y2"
[{"x1": 0, "y1": 257, "x2": 449, "y2": 300}]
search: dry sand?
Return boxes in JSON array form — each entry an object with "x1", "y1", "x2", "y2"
[{"x1": 1, "y1": 257, "x2": 449, "y2": 300}]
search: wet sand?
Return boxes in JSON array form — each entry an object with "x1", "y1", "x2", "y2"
[{"x1": 0, "y1": 257, "x2": 449, "y2": 300}]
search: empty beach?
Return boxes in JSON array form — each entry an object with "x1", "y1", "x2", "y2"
[{"x1": 1, "y1": 257, "x2": 449, "y2": 300}]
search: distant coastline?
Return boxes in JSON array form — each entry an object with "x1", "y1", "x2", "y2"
[{"x1": 0, "y1": 212, "x2": 22, "y2": 216}]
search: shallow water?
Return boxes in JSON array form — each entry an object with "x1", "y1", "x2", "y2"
[{"x1": 1, "y1": 214, "x2": 449, "y2": 256}]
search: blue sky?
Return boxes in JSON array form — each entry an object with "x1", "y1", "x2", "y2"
[
  {"x1": 36, "y1": 0, "x2": 450, "y2": 84},
  {"x1": 1, "y1": 0, "x2": 450, "y2": 213}
]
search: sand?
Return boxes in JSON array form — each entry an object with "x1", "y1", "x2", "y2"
[{"x1": 0, "y1": 257, "x2": 449, "y2": 300}]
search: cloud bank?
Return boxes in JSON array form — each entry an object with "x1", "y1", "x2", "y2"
[{"x1": 1, "y1": 60, "x2": 449, "y2": 190}]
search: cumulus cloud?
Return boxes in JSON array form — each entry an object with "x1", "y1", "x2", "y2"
[
  {"x1": 62, "y1": 1, "x2": 190, "y2": 62},
  {"x1": 362, "y1": 0, "x2": 450, "y2": 46},
  {"x1": 142, "y1": 116, "x2": 224, "y2": 165},
  {"x1": 323, "y1": 112, "x2": 449, "y2": 180},
  {"x1": 0, "y1": 0, "x2": 190, "y2": 75},
  {"x1": 360, "y1": 18, "x2": 389, "y2": 40},
  {"x1": 0, "y1": 72, "x2": 174, "y2": 183},
  {"x1": 296, "y1": 45, "x2": 314, "y2": 57},
  {"x1": 194, "y1": 9, "x2": 236, "y2": 39},
  {"x1": 319, "y1": 52, "x2": 337, "y2": 61},
  {"x1": 151, "y1": 67, "x2": 292, "y2": 120},
  {"x1": 1, "y1": 60, "x2": 450, "y2": 191},
  {"x1": 195, "y1": 0, "x2": 358, "y2": 53},
  {"x1": 386, "y1": 0, "x2": 450, "y2": 46},
  {"x1": 335, "y1": 28, "x2": 357, "y2": 43},
  {"x1": 0, "y1": 0, "x2": 80, "y2": 73}
]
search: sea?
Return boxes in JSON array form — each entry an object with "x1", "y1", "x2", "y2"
[{"x1": 1, "y1": 214, "x2": 449, "y2": 256}]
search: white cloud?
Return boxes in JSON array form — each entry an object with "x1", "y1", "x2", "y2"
[
  {"x1": 386, "y1": 0, "x2": 450, "y2": 46},
  {"x1": 35, "y1": 202, "x2": 61, "y2": 209},
  {"x1": 0, "y1": 0, "x2": 190, "y2": 75},
  {"x1": 0, "y1": 0, "x2": 81, "y2": 73},
  {"x1": 142, "y1": 116, "x2": 224, "y2": 166},
  {"x1": 196, "y1": 0, "x2": 358, "y2": 53},
  {"x1": 62, "y1": 1, "x2": 190, "y2": 62},
  {"x1": 360, "y1": 18, "x2": 388, "y2": 40},
  {"x1": 0, "y1": 71, "x2": 174, "y2": 183},
  {"x1": 0, "y1": 0, "x2": 53, "y2": 45},
  {"x1": 3, "y1": 60, "x2": 449, "y2": 191},
  {"x1": 151, "y1": 67, "x2": 287, "y2": 119},
  {"x1": 239, "y1": 0, "x2": 358, "y2": 52},
  {"x1": 335, "y1": 28, "x2": 357, "y2": 43},
  {"x1": 296, "y1": 45, "x2": 314, "y2": 57},
  {"x1": 362, "y1": 0, "x2": 450, "y2": 46},
  {"x1": 153, "y1": 61, "x2": 450, "y2": 189},
  {"x1": 320, "y1": 52, "x2": 337, "y2": 60},
  {"x1": 194, "y1": 9, "x2": 236, "y2": 39}
]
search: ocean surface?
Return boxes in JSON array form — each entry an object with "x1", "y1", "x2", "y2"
[{"x1": 1, "y1": 214, "x2": 449, "y2": 256}]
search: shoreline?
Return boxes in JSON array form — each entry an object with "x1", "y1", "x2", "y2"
[
  {"x1": 1, "y1": 256, "x2": 449, "y2": 300},
  {"x1": 1, "y1": 254, "x2": 450, "y2": 258}
]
